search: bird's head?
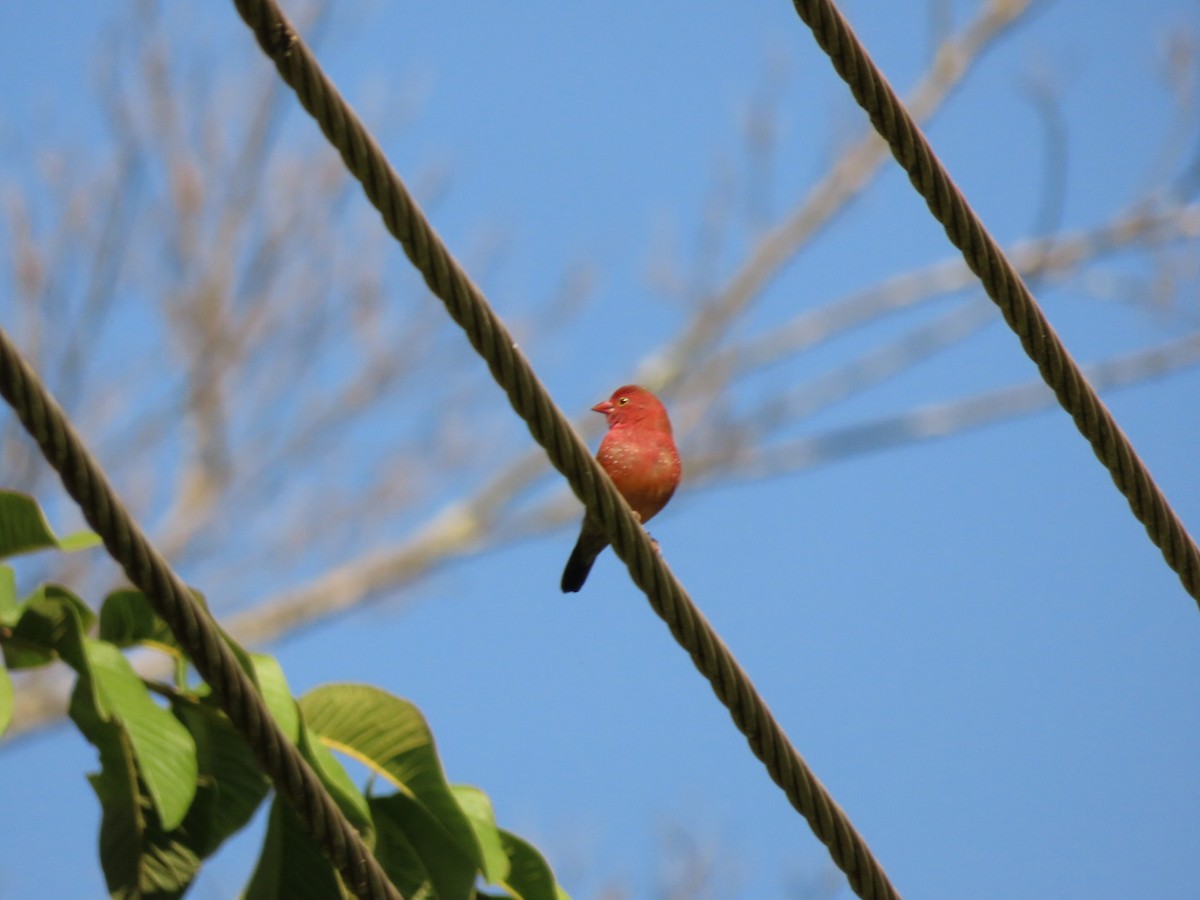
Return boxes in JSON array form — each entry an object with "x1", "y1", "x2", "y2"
[{"x1": 592, "y1": 385, "x2": 672, "y2": 432}]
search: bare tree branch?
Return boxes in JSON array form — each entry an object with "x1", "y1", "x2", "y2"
[{"x1": 6, "y1": 0, "x2": 1200, "y2": 745}]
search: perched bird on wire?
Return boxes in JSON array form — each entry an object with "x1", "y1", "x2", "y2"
[{"x1": 561, "y1": 385, "x2": 682, "y2": 593}]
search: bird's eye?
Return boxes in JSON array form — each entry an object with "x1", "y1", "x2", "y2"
[{"x1": 617, "y1": 397, "x2": 629, "y2": 406}]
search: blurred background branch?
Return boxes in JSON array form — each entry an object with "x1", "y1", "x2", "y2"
[{"x1": 4, "y1": 0, "x2": 1200, "y2": 753}]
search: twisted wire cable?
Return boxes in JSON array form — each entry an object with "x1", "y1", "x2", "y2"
[
  {"x1": 791, "y1": 0, "x2": 1200, "y2": 609},
  {"x1": 230, "y1": 0, "x2": 901, "y2": 896},
  {"x1": 0, "y1": 329, "x2": 401, "y2": 900}
]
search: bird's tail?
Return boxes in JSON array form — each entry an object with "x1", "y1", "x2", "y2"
[{"x1": 560, "y1": 526, "x2": 608, "y2": 593}]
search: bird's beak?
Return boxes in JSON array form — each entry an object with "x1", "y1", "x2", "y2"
[{"x1": 591, "y1": 399, "x2": 615, "y2": 415}]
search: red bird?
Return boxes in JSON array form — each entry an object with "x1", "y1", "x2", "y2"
[{"x1": 561, "y1": 385, "x2": 682, "y2": 593}]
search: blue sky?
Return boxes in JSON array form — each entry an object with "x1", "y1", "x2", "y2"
[{"x1": 2, "y1": 1, "x2": 1200, "y2": 898}]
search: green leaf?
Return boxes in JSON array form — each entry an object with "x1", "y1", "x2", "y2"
[
  {"x1": 370, "y1": 791, "x2": 477, "y2": 900},
  {"x1": 367, "y1": 794, "x2": 436, "y2": 899},
  {"x1": 15, "y1": 582, "x2": 94, "y2": 638},
  {"x1": 0, "y1": 490, "x2": 61, "y2": 558},
  {"x1": 299, "y1": 718, "x2": 374, "y2": 839},
  {"x1": 0, "y1": 565, "x2": 18, "y2": 626},
  {"x1": 244, "y1": 656, "x2": 379, "y2": 851},
  {"x1": 173, "y1": 697, "x2": 271, "y2": 860},
  {"x1": 244, "y1": 796, "x2": 345, "y2": 900},
  {"x1": 498, "y1": 829, "x2": 569, "y2": 900},
  {"x1": 84, "y1": 639, "x2": 197, "y2": 830},
  {"x1": 73, "y1": 681, "x2": 147, "y2": 897},
  {"x1": 250, "y1": 653, "x2": 300, "y2": 743},
  {"x1": 0, "y1": 664, "x2": 12, "y2": 739},
  {"x1": 99, "y1": 589, "x2": 182, "y2": 655},
  {"x1": 451, "y1": 784, "x2": 509, "y2": 885},
  {"x1": 300, "y1": 684, "x2": 484, "y2": 872},
  {"x1": 58, "y1": 529, "x2": 103, "y2": 552},
  {"x1": 4, "y1": 585, "x2": 95, "y2": 683},
  {"x1": 0, "y1": 489, "x2": 98, "y2": 559},
  {"x1": 71, "y1": 677, "x2": 201, "y2": 898},
  {"x1": 140, "y1": 841, "x2": 202, "y2": 899}
]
